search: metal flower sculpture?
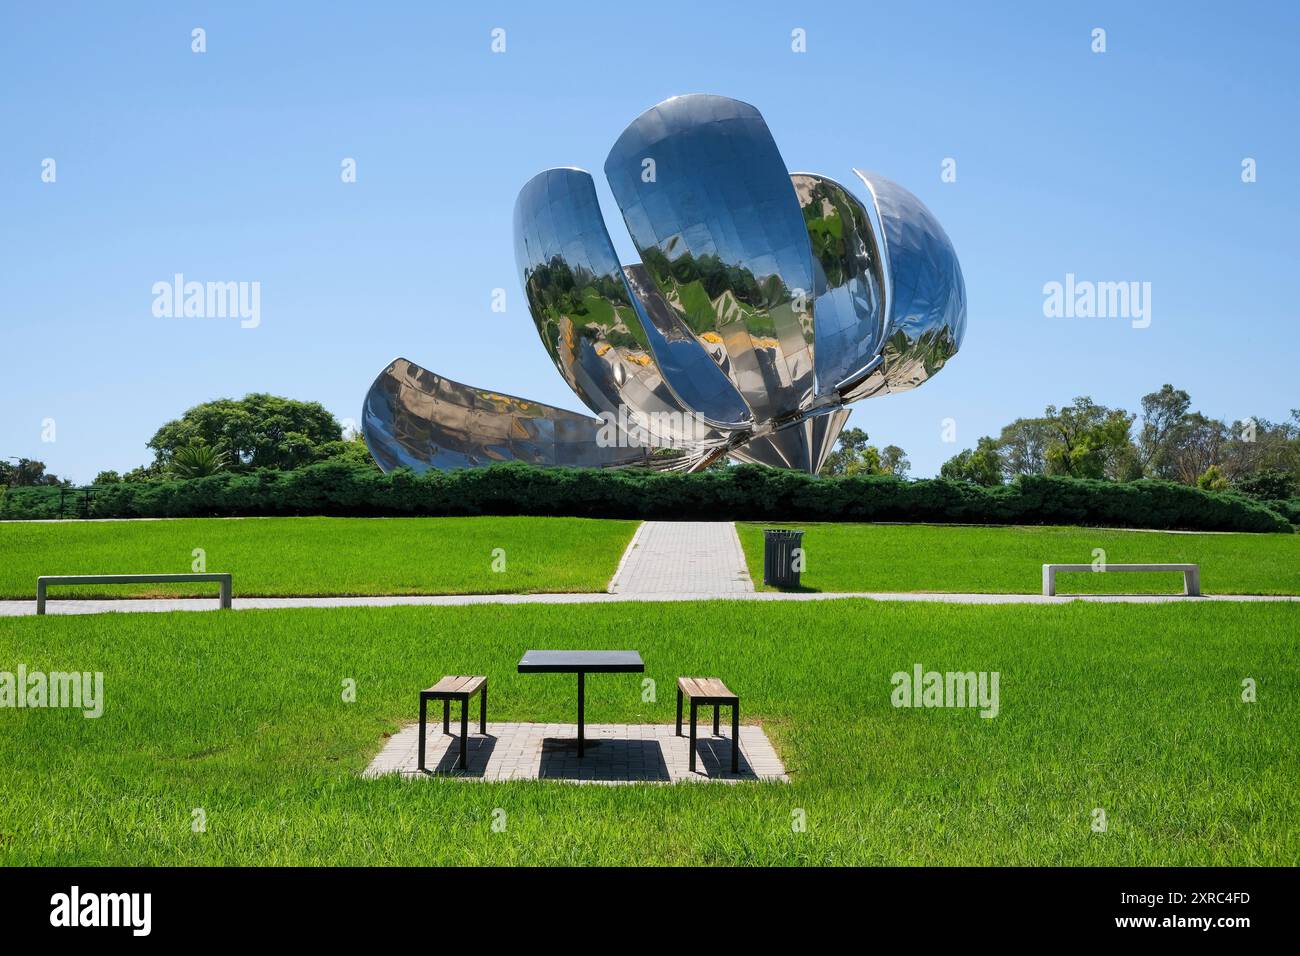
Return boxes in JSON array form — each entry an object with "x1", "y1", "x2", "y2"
[{"x1": 362, "y1": 94, "x2": 966, "y2": 474}]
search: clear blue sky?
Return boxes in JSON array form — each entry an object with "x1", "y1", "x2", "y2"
[{"x1": 3, "y1": 1, "x2": 1297, "y2": 482}]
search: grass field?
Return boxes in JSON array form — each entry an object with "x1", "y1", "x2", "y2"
[
  {"x1": 738, "y1": 522, "x2": 1300, "y2": 595},
  {"x1": 0, "y1": 516, "x2": 638, "y2": 598},
  {"x1": 1, "y1": 600, "x2": 1294, "y2": 865}
]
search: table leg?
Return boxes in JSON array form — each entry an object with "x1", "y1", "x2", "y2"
[
  {"x1": 676, "y1": 686, "x2": 683, "y2": 736},
  {"x1": 713, "y1": 703, "x2": 720, "y2": 736},
  {"x1": 577, "y1": 671, "x2": 585, "y2": 758},
  {"x1": 442, "y1": 699, "x2": 450, "y2": 735},
  {"x1": 480, "y1": 683, "x2": 487, "y2": 735}
]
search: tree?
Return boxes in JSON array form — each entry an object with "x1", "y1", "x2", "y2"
[
  {"x1": 167, "y1": 445, "x2": 229, "y2": 479},
  {"x1": 0, "y1": 458, "x2": 65, "y2": 487},
  {"x1": 996, "y1": 417, "x2": 1053, "y2": 479},
  {"x1": 821, "y1": 428, "x2": 871, "y2": 476},
  {"x1": 1231, "y1": 468, "x2": 1295, "y2": 501},
  {"x1": 147, "y1": 394, "x2": 344, "y2": 472},
  {"x1": 1196, "y1": 464, "x2": 1229, "y2": 492},
  {"x1": 879, "y1": 445, "x2": 911, "y2": 478},
  {"x1": 1042, "y1": 397, "x2": 1139, "y2": 480},
  {"x1": 940, "y1": 436, "x2": 1004, "y2": 485},
  {"x1": 1168, "y1": 412, "x2": 1226, "y2": 485},
  {"x1": 93, "y1": 470, "x2": 122, "y2": 485},
  {"x1": 1138, "y1": 384, "x2": 1192, "y2": 479},
  {"x1": 822, "y1": 429, "x2": 909, "y2": 477}
]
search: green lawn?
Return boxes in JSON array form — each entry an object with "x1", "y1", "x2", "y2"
[
  {"x1": 738, "y1": 522, "x2": 1300, "y2": 595},
  {"x1": 0, "y1": 600, "x2": 1294, "y2": 865},
  {"x1": 0, "y1": 516, "x2": 638, "y2": 598}
]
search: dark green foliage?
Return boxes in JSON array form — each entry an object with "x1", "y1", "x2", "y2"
[{"x1": 1, "y1": 462, "x2": 1291, "y2": 532}]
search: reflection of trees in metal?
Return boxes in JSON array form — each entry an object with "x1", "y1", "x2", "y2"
[{"x1": 363, "y1": 94, "x2": 967, "y2": 475}]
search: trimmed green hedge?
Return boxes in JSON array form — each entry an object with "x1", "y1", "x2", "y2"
[{"x1": 0, "y1": 462, "x2": 1292, "y2": 532}]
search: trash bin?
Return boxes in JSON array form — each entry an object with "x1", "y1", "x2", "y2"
[{"x1": 763, "y1": 528, "x2": 804, "y2": 589}]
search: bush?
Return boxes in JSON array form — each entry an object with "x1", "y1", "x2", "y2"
[
  {"x1": 1263, "y1": 498, "x2": 1300, "y2": 526},
  {"x1": 0, "y1": 462, "x2": 1292, "y2": 532}
]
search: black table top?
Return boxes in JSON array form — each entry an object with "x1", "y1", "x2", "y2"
[{"x1": 517, "y1": 650, "x2": 644, "y2": 673}]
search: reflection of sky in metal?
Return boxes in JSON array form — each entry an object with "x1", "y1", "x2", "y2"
[
  {"x1": 363, "y1": 95, "x2": 966, "y2": 475},
  {"x1": 842, "y1": 170, "x2": 966, "y2": 401},
  {"x1": 606, "y1": 94, "x2": 815, "y2": 423}
]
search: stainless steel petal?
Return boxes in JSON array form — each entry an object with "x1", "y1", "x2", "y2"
[
  {"x1": 730, "y1": 407, "x2": 851, "y2": 474},
  {"x1": 843, "y1": 170, "x2": 967, "y2": 400},
  {"x1": 362, "y1": 357, "x2": 660, "y2": 471},
  {"x1": 790, "y1": 172, "x2": 888, "y2": 397},
  {"x1": 622, "y1": 263, "x2": 752, "y2": 429},
  {"x1": 605, "y1": 94, "x2": 816, "y2": 423},
  {"x1": 514, "y1": 167, "x2": 736, "y2": 449}
]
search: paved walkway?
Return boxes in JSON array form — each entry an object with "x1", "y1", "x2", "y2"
[
  {"x1": 364, "y1": 721, "x2": 788, "y2": 784},
  {"x1": 607, "y1": 521, "x2": 753, "y2": 594},
  {"x1": 3, "y1": 590, "x2": 1295, "y2": 616}
]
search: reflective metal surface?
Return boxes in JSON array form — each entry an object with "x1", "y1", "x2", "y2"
[
  {"x1": 362, "y1": 95, "x2": 966, "y2": 476},
  {"x1": 791, "y1": 173, "x2": 887, "y2": 396},
  {"x1": 605, "y1": 94, "x2": 815, "y2": 423},
  {"x1": 841, "y1": 170, "x2": 966, "y2": 401},
  {"x1": 362, "y1": 358, "x2": 656, "y2": 471},
  {"x1": 513, "y1": 168, "x2": 734, "y2": 447}
]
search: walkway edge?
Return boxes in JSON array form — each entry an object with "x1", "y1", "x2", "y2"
[{"x1": 2, "y1": 591, "x2": 1297, "y2": 617}]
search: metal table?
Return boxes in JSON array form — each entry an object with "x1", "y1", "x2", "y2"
[{"x1": 517, "y1": 650, "x2": 644, "y2": 757}]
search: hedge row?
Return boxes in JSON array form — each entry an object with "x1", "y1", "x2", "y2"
[{"x1": 0, "y1": 461, "x2": 1292, "y2": 532}]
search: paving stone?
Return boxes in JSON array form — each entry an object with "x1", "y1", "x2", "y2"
[
  {"x1": 607, "y1": 522, "x2": 754, "y2": 595},
  {"x1": 364, "y1": 722, "x2": 790, "y2": 785}
]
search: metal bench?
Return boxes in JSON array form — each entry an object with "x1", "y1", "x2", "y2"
[
  {"x1": 1042, "y1": 563, "x2": 1201, "y2": 597},
  {"x1": 676, "y1": 677, "x2": 741, "y2": 773},
  {"x1": 36, "y1": 573, "x2": 233, "y2": 614},
  {"x1": 418, "y1": 676, "x2": 487, "y2": 772}
]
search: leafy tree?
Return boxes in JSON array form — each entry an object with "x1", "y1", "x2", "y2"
[
  {"x1": 1138, "y1": 384, "x2": 1192, "y2": 479},
  {"x1": 1042, "y1": 397, "x2": 1139, "y2": 480},
  {"x1": 996, "y1": 417, "x2": 1054, "y2": 479},
  {"x1": 121, "y1": 463, "x2": 164, "y2": 483},
  {"x1": 93, "y1": 470, "x2": 122, "y2": 485},
  {"x1": 821, "y1": 428, "x2": 871, "y2": 476},
  {"x1": 940, "y1": 436, "x2": 1004, "y2": 485},
  {"x1": 167, "y1": 445, "x2": 228, "y2": 479},
  {"x1": 822, "y1": 429, "x2": 909, "y2": 477},
  {"x1": 878, "y1": 445, "x2": 911, "y2": 478},
  {"x1": 1197, "y1": 464, "x2": 1229, "y2": 492},
  {"x1": 1231, "y1": 468, "x2": 1295, "y2": 501},
  {"x1": 320, "y1": 432, "x2": 380, "y2": 471},
  {"x1": 0, "y1": 457, "x2": 65, "y2": 487},
  {"x1": 148, "y1": 394, "x2": 344, "y2": 472}
]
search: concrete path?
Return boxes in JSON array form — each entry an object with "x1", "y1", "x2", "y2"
[
  {"x1": 364, "y1": 721, "x2": 788, "y2": 784},
  {"x1": 607, "y1": 521, "x2": 753, "y2": 594},
  {"x1": 2, "y1": 590, "x2": 1296, "y2": 616}
]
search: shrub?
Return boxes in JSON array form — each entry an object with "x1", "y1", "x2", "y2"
[{"x1": 0, "y1": 462, "x2": 1292, "y2": 532}]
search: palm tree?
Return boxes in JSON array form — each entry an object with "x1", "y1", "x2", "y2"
[{"x1": 167, "y1": 445, "x2": 228, "y2": 479}]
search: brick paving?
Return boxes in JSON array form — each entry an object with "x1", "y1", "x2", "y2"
[
  {"x1": 364, "y1": 721, "x2": 789, "y2": 784},
  {"x1": 607, "y1": 521, "x2": 753, "y2": 594}
]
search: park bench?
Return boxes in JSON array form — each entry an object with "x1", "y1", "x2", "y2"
[
  {"x1": 676, "y1": 677, "x2": 741, "y2": 773},
  {"x1": 1041, "y1": 563, "x2": 1201, "y2": 597},
  {"x1": 36, "y1": 573, "x2": 233, "y2": 614},
  {"x1": 418, "y1": 676, "x2": 487, "y2": 772}
]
